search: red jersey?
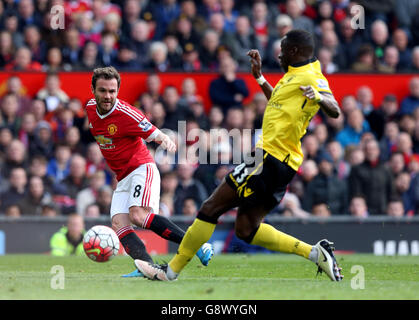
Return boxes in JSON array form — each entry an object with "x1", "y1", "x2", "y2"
[{"x1": 85, "y1": 98, "x2": 158, "y2": 181}]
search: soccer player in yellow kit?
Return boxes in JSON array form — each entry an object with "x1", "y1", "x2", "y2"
[{"x1": 136, "y1": 29, "x2": 344, "y2": 281}]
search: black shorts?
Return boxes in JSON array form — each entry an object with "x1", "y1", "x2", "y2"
[{"x1": 225, "y1": 149, "x2": 297, "y2": 211}]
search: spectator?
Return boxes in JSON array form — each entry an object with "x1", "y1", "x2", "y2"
[
  {"x1": 320, "y1": 29, "x2": 346, "y2": 71},
  {"x1": 277, "y1": 192, "x2": 311, "y2": 218},
  {"x1": 177, "y1": 0, "x2": 207, "y2": 36},
  {"x1": 349, "y1": 138, "x2": 395, "y2": 215},
  {"x1": 152, "y1": 0, "x2": 180, "y2": 40},
  {"x1": 394, "y1": 171, "x2": 414, "y2": 214},
  {"x1": 2, "y1": 14, "x2": 24, "y2": 49},
  {"x1": 43, "y1": 47, "x2": 71, "y2": 72},
  {"x1": 220, "y1": 0, "x2": 239, "y2": 33},
  {"x1": 53, "y1": 154, "x2": 89, "y2": 214},
  {"x1": 161, "y1": 85, "x2": 191, "y2": 131},
  {"x1": 163, "y1": 33, "x2": 183, "y2": 70},
  {"x1": 84, "y1": 203, "x2": 101, "y2": 218},
  {"x1": 17, "y1": 0, "x2": 43, "y2": 32},
  {"x1": 394, "y1": 0, "x2": 419, "y2": 35},
  {"x1": 356, "y1": 86, "x2": 375, "y2": 116},
  {"x1": 379, "y1": 121, "x2": 400, "y2": 162},
  {"x1": 318, "y1": 46, "x2": 338, "y2": 74},
  {"x1": 1, "y1": 139, "x2": 28, "y2": 178},
  {"x1": 0, "y1": 75, "x2": 32, "y2": 117},
  {"x1": 41, "y1": 203, "x2": 59, "y2": 217},
  {"x1": 50, "y1": 213, "x2": 85, "y2": 256},
  {"x1": 23, "y1": 25, "x2": 47, "y2": 64},
  {"x1": 337, "y1": 17, "x2": 363, "y2": 71},
  {"x1": 97, "y1": 31, "x2": 118, "y2": 67},
  {"x1": 199, "y1": 29, "x2": 221, "y2": 71},
  {"x1": 264, "y1": 14, "x2": 292, "y2": 69},
  {"x1": 351, "y1": 44, "x2": 377, "y2": 72},
  {"x1": 128, "y1": 20, "x2": 151, "y2": 68},
  {"x1": 250, "y1": 1, "x2": 272, "y2": 52},
  {"x1": 74, "y1": 41, "x2": 102, "y2": 71},
  {"x1": 113, "y1": 42, "x2": 141, "y2": 71},
  {"x1": 369, "y1": 19, "x2": 390, "y2": 61},
  {"x1": 0, "y1": 30, "x2": 15, "y2": 68},
  {"x1": 64, "y1": 126, "x2": 85, "y2": 155},
  {"x1": 336, "y1": 108, "x2": 371, "y2": 148},
  {"x1": 400, "y1": 77, "x2": 419, "y2": 116},
  {"x1": 379, "y1": 45, "x2": 400, "y2": 73},
  {"x1": 29, "y1": 120, "x2": 55, "y2": 160},
  {"x1": 181, "y1": 41, "x2": 202, "y2": 72},
  {"x1": 285, "y1": 0, "x2": 314, "y2": 34},
  {"x1": 18, "y1": 112, "x2": 36, "y2": 149},
  {"x1": 302, "y1": 133, "x2": 322, "y2": 162},
  {"x1": 311, "y1": 203, "x2": 332, "y2": 218},
  {"x1": 76, "y1": 170, "x2": 106, "y2": 215},
  {"x1": 234, "y1": 15, "x2": 261, "y2": 69},
  {"x1": 146, "y1": 41, "x2": 170, "y2": 72},
  {"x1": 182, "y1": 197, "x2": 198, "y2": 216},
  {"x1": 0, "y1": 167, "x2": 27, "y2": 213},
  {"x1": 95, "y1": 184, "x2": 113, "y2": 215},
  {"x1": 143, "y1": 73, "x2": 163, "y2": 103},
  {"x1": 28, "y1": 154, "x2": 55, "y2": 193},
  {"x1": 349, "y1": 195, "x2": 369, "y2": 218},
  {"x1": 174, "y1": 160, "x2": 208, "y2": 215},
  {"x1": 0, "y1": 93, "x2": 21, "y2": 136},
  {"x1": 46, "y1": 143, "x2": 71, "y2": 183},
  {"x1": 392, "y1": 28, "x2": 412, "y2": 71},
  {"x1": 209, "y1": 55, "x2": 249, "y2": 115},
  {"x1": 36, "y1": 73, "x2": 70, "y2": 113},
  {"x1": 366, "y1": 94, "x2": 399, "y2": 140},
  {"x1": 4, "y1": 46, "x2": 42, "y2": 71},
  {"x1": 20, "y1": 175, "x2": 53, "y2": 215},
  {"x1": 388, "y1": 151, "x2": 406, "y2": 178},
  {"x1": 386, "y1": 198, "x2": 405, "y2": 217},
  {"x1": 302, "y1": 152, "x2": 348, "y2": 215},
  {"x1": 62, "y1": 27, "x2": 81, "y2": 66},
  {"x1": 326, "y1": 140, "x2": 350, "y2": 180},
  {"x1": 120, "y1": 0, "x2": 143, "y2": 39}
]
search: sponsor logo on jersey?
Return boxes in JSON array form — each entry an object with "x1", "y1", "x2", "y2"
[
  {"x1": 317, "y1": 79, "x2": 329, "y2": 90},
  {"x1": 107, "y1": 123, "x2": 118, "y2": 135},
  {"x1": 94, "y1": 135, "x2": 115, "y2": 149},
  {"x1": 138, "y1": 119, "x2": 152, "y2": 132}
]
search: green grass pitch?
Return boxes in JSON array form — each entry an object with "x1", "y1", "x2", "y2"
[{"x1": 1, "y1": 253, "x2": 419, "y2": 300}]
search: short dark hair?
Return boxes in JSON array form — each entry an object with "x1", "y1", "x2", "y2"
[
  {"x1": 91, "y1": 66, "x2": 121, "y2": 90},
  {"x1": 284, "y1": 29, "x2": 315, "y2": 56}
]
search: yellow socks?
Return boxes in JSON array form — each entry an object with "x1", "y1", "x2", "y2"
[
  {"x1": 169, "y1": 218, "x2": 216, "y2": 273},
  {"x1": 250, "y1": 223, "x2": 312, "y2": 258}
]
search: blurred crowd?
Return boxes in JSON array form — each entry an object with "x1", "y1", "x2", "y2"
[
  {"x1": 0, "y1": 0, "x2": 418, "y2": 73},
  {"x1": 0, "y1": 0, "x2": 419, "y2": 220}
]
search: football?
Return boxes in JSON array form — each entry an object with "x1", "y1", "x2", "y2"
[{"x1": 83, "y1": 225, "x2": 120, "y2": 262}]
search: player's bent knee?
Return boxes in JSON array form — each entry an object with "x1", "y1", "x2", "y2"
[{"x1": 129, "y1": 206, "x2": 150, "y2": 227}]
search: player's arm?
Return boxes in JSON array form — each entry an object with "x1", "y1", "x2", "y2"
[
  {"x1": 299, "y1": 85, "x2": 341, "y2": 118},
  {"x1": 247, "y1": 49, "x2": 273, "y2": 100}
]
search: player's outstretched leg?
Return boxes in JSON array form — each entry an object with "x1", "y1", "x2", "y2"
[{"x1": 236, "y1": 206, "x2": 343, "y2": 281}]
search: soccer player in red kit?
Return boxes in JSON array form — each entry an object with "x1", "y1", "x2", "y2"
[{"x1": 87, "y1": 67, "x2": 213, "y2": 277}]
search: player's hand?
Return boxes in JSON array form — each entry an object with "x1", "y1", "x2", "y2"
[
  {"x1": 156, "y1": 133, "x2": 177, "y2": 153},
  {"x1": 299, "y1": 85, "x2": 323, "y2": 103},
  {"x1": 247, "y1": 49, "x2": 262, "y2": 78}
]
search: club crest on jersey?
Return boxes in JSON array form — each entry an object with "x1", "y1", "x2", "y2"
[
  {"x1": 94, "y1": 135, "x2": 115, "y2": 149},
  {"x1": 107, "y1": 123, "x2": 118, "y2": 135},
  {"x1": 138, "y1": 118, "x2": 152, "y2": 132}
]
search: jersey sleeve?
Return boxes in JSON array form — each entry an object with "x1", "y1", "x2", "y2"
[
  {"x1": 308, "y1": 74, "x2": 333, "y2": 95},
  {"x1": 122, "y1": 105, "x2": 158, "y2": 141}
]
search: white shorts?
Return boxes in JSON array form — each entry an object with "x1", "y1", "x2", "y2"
[{"x1": 110, "y1": 163, "x2": 160, "y2": 218}]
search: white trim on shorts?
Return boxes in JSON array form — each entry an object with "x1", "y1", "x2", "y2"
[{"x1": 110, "y1": 163, "x2": 160, "y2": 218}]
